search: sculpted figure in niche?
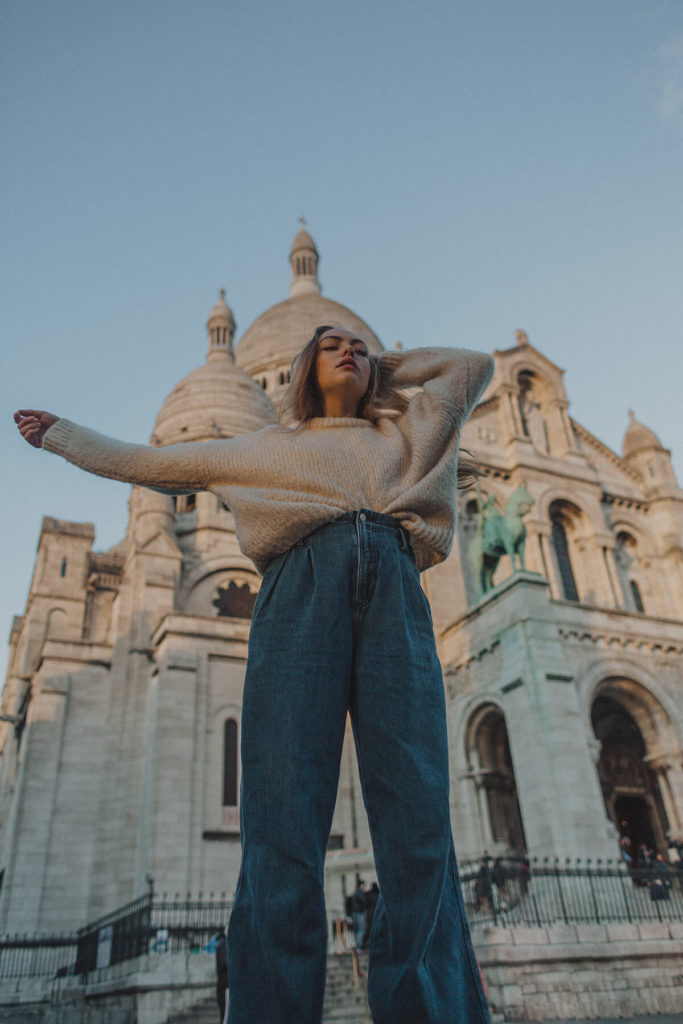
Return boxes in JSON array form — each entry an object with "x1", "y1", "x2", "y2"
[{"x1": 518, "y1": 372, "x2": 549, "y2": 453}]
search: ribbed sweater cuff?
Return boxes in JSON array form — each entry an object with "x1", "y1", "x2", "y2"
[{"x1": 43, "y1": 419, "x2": 75, "y2": 457}]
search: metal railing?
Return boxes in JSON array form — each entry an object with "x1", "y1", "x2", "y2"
[
  {"x1": 74, "y1": 891, "x2": 233, "y2": 973},
  {"x1": 0, "y1": 933, "x2": 77, "y2": 980},
  {"x1": 1, "y1": 856, "x2": 681, "y2": 981},
  {"x1": 460, "y1": 854, "x2": 683, "y2": 928}
]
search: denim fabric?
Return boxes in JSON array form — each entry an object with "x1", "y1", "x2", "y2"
[{"x1": 227, "y1": 510, "x2": 490, "y2": 1024}]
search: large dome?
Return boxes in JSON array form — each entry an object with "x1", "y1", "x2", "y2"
[
  {"x1": 235, "y1": 294, "x2": 383, "y2": 375},
  {"x1": 151, "y1": 356, "x2": 276, "y2": 446},
  {"x1": 235, "y1": 227, "x2": 383, "y2": 375}
]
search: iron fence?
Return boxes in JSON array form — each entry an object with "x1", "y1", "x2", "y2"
[
  {"x1": 75, "y1": 892, "x2": 152, "y2": 974},
  {"x1": 460, "y1": 854, "x2": 683, "y2": 928},
  {"x1": 1, "y1": 857, "x2": 681, "y2": 981},
  {"x1": 74, "y1": 891, "x2": 233, "y2": 973},
  {"x1": 0, "y1": 934, "x2": 77, "y2": 980}
]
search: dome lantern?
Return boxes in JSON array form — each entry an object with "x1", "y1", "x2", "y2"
[
  {"x1": 207, "y1": 289, "x2": 236, "y2": 360},
  {"x1": 289, "y1": 221, "x2": 321, "y2": 298}
]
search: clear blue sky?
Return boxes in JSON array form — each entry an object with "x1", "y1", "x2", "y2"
[{"x1": 2, "y1": 0, "x2": 682, "y2": 682}]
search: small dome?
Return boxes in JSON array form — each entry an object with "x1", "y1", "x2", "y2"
[
  {"x1": 622, "y1": 410, "x2": 664, "y2": 459},
  {"x1": 151, "y1": 360, "x2": 276, "y2": 445},
  {"x1": 151, "y1": 293, "x2": 276, "y2": 446},
  {"x1": 235, "y1": 293, "x2": 383, "y2": 374}
]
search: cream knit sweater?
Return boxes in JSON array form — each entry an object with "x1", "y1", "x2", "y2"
[{"x1": 43, "y1": 347, "x2": 493, "y2": 572}]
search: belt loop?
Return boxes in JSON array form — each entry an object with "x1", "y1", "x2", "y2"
[{"x1": 399, "y1": 527, "x2": 407, "y2": 551}]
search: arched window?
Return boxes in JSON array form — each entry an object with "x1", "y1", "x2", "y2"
[
  {"x1": 223, "y1": 719, "x2": 238, "y2": 807},
  {"x1": 550, "y1": 504, "x2": 579, "y2": 601},
  {"x1": 630, "y1": 580, "x2": 645, "y2": 614}
]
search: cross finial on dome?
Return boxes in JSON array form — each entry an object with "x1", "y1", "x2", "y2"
[
  {"x1": 290, "y1": 222, "x2": 321, "y2": 298},
  {"x1": 298, "y1": 216, "x2": 307, "y2": 227}
]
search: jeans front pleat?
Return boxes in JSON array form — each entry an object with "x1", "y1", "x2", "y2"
[{"x1": 227, "y1": 512, "x2": 490, "y2": 1024}]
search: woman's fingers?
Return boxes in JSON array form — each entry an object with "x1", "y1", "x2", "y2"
[{"x1": 14, "y1": 410, "x2": 58, "y2": 449}]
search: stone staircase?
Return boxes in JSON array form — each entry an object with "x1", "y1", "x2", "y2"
[
  {"x1": 166, "y1": 995, "x2": 219, "y2": 1024},
  {"x1": 323, "y1": 951, "x2": 372, "y2": 1023},
  {"x1": 165, "y1": 951, "x2": 372, "y2": 1024}
]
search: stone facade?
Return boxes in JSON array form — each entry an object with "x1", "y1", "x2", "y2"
[
  {"x1": 474, "y1": 920, "x2": 683, "y2": 1020},
  {"x1": 1, "y1": 230, "x2": 682, "y2": 936}
]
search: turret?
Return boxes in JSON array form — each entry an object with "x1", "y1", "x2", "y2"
[
  {"x1": 207, "y1": 289, "x2": 236, "y2": 360},
  {"x1": 622, "y1": 410, "x2": 679, "y2": 496}
]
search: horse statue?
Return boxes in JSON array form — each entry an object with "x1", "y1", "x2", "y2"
[{"x1": 468, "y1": 482, "x2": 535, "y2": 595}]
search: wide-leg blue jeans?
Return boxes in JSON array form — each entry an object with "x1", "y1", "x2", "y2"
[{"x1": 227, "y1": 510, "x2": 490, "y2": 1024}]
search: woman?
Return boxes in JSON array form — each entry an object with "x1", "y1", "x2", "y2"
[{"x1": 15, "y1": 325, "x2": 493, "y2": 1024}]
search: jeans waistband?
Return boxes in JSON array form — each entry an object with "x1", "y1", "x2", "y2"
[
  {"x1": 293, "y1": 509, "x2": 412, "y2": 555},
  {"x1": 334, "y1": 509, "x2": 402, "y2": 530}
]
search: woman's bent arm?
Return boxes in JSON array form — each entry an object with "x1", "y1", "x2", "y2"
[
  {"x1": 22, "y1": 415, "x2": 236, "y2": 494},
  {"x1": 378, "y1": 347, "x2": 494, "y2": 422}
]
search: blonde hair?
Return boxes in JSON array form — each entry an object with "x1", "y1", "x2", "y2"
[{"x1": 279, "y1": 324, "x2": 482, "y2": 488}]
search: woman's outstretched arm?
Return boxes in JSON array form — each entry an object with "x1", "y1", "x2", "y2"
[{"x1": 14, "y1": 411, "x2": 235, "y2": 495}]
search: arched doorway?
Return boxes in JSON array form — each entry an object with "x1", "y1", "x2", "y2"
[
  {"x1": 467, "y1": 705, "x2": 526, "y2": 853},
  {"x1": 591, "y1": 684, "x2": 672, "y2": 854}
]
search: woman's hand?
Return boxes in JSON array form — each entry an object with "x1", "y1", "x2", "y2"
[{"x1": 14, "y1": 409, "x2": 59, "y2": 449}]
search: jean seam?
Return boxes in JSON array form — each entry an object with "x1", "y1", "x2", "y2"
[{"x1": 448, "y1": 853, "x2": 492, "y2": 1021}]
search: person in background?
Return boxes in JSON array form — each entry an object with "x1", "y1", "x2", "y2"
[
  {"x1": 350, "y1": 880, "x2": 367, "y2": 950},
  {"x1": 362, "y1": 882, "x2": 380, "y2": 949},
  {"x1": 215, "y1": 927, "x2": 229, "y2": 1024}
]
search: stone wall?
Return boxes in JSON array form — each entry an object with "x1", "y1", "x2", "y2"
[
  {"x1": 2, "y1": 929, "x2": 683, "y2": 1023},
  {"x1": 474, "y1": 920, "x2": 683, "y2": 1020},
  {"x1": 0, "y1": 952, "x2": 214, "y2": 1024}
]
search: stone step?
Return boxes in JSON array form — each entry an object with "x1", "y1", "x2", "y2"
[
  {"x1": 323, "y1": 951, "x2": 372, "y2": 1023},
  {"x1": 166, "y1": 996, "x2": 220, "y2": 1024},
  {"x1": 165, "y1": 952, "x2": 372, "y2": 1024}
]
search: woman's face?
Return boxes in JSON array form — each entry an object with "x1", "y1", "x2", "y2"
[{"x1": 315, "y1": 328, "x2": 371, "y2": 410}]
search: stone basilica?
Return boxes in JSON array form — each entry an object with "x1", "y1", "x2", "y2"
[{"x1": 1, "y1": 230, "x2": 682, "y2": 936}]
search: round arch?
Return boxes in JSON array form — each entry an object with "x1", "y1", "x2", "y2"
[
  {"x1": 502, "y1": 356, "x2": 563, "y2": 401},
  {"x1": 464, "y1": 701, "x2": 526, "y2": 854},
  {"x1": 588, "y1": 674, "x2": 680, "y2": 854},
  {"x1": 535, "y1": 485, "x2": 600, "y2": 534}
]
